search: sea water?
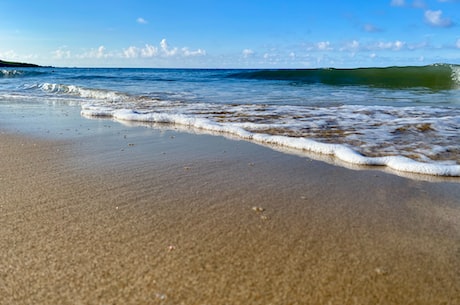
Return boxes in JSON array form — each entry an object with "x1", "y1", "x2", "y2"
[{"x1": 1, "y1": 65, "x2": 459, "y2": 177}]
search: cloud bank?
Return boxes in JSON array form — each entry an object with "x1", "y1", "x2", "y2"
[
  {"x1": 123, "y1": 39, "x2": 206, "y2": 59},
  {"x1": 51, "y1": 39, "x2": 206, "y2": 63}
]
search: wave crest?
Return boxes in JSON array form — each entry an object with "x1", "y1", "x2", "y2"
[
  {"x1": 1, "y1": 69, "x2": 48, "y2": 78},
  {"x1": 38, "y1": 83, "x2": 130, "y2": 102},
  {"x1": 1, "y1": 69, "x2": 24, "y2": 77},
  {"x1": 230, "y1": 64, "x2": 460, "y2": 90}
]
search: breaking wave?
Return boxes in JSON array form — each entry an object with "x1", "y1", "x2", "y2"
[
  {"x1": 1, "y1": 69, "x2": 48, "y2": 78},
  {"x1": 23, "y1": 75, "x2": 460, "y2": 177},
  {"x1": 37, "y1": 83, "x2": 131, "y2": 102},
  {"x1": 230, "y1": 64, "x2": 460, "y2": 90}
]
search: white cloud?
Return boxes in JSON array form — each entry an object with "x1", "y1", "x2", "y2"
[
  {"x1": 137, "y1": 17, "x2": 148, "y2": 24},
  {"x1": 160, "y1": 39, "x2": 178, "y2": 56},
  {"x1": 424, "y1": 10, "x2": 453, "y2": 27},
  {"x1": 412, "y1": 0, "x2": 426, "y2": 8},
  {"x1": 407, "y1": 41, "x2": 428, "y2": 50},
  {"x1": 123, "y1": 46, "x2": 139, "y2": 58},
  {"x1": 340, "y1": 40, "x2": 360, "y2": 52},
  {"x1": 242, "y1": 49, "x2": 254, "y2": 58},
  {"x1": 94, "y1": 46, "x2": 107, "y2": 58},
  {"x1": 122, "y1": 39, "x2": 205, "y2": 59},
  {"x1": 391, "y1": 0, "x2": 428, "y2": 8},
  {"x1": 53, "y1": 47, "x2": 71, "y2": 59},
  {"x1": 0, "y1": 50, "x2": 38, "y2": 61},
  {"x1": 316, "y1": 41, "x2": 332, "y2": 51},
  {"x1": 372, "y1": 40, "x2": 406, "y2": 50},
  {"x1": 456, "y1": 38, "x2": 460, "y2": 48},
  {"x1": 123, "y1": 44, "x2": 159, "y2": 58},
  {"x1": 378, "y1": 41, "x2": 393, "y2": 50},
  {"x1": 338, "y1": 39, "x2": 429, "y2": 53},
  {"x1": 363, "y1": 23, "x2": 382, "y2": 33},
  {"x1": 393, "y1": 40, "x2": 405, "y2": 50},
  {"x1": 349, "y1": 40, "x2": 360, "y2": 50},
  {"x1": 390, "y1": 0, "x2": 405, "y2": 7},
  {"x1": 76, "y1": 46, "x2": 110, "y2": 59},
  {"x1": 0, "y1": 50, "x2": 19, "y2": 60},
  {"x1": 182, "y1": 47, "x2": 206, "y2": 57},
  {"x1": 141, "y1": 44, "x2": 159, "y2": 57}
]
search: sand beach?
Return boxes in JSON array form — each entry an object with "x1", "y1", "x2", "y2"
[{"x1": 1, "y1": 104, "x2": 459, "y2": 305}]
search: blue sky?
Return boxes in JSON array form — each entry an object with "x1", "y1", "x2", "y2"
[{"x1": 0, "y1": 0, "x2": 459, "y2": 68}]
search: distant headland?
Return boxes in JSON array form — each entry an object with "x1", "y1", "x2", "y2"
[{"x1": 0, "y1": 59, "x2": 42, "y2": 68}]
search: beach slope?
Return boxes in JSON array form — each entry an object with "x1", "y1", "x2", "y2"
[{"x1": 0, "y1": 124, "x2": 459, "y2": 305}]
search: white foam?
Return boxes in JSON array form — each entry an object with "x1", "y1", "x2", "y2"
[
  {"x1": 451, "y1": 65, "x2": 460, "y2": 88},
  {"x1": 39, "y1": 83, "x2": 128, "y2": 102},
  {"x1": 9, "y1": 70, "x2": 457, "y2": 178},
  {"x1": 1, "y1": 69, "x2": 22, "y2": 77},
  {"x1": 38, "y1": 82, "x2": 460, "y2": 177},
  {"x1": 81, "y1": 105, "x2": 114, "y2": 117},
  {"x1": 80, "y1": 106, "x2": 460, "y2": 177}
]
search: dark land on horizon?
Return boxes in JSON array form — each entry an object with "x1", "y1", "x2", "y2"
[{"x1": 0, "y1": 59, "x2": 42, "y2": 68}]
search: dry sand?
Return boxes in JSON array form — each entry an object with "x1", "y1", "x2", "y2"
[{"x1": 1, "y1": 119, "x2": 459, "y2": 304}]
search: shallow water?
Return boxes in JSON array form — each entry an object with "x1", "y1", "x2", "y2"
[{"x1": 1, "y1": 66, "x2": 459, "y2": 176}]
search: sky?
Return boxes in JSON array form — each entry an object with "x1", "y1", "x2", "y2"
[{"x1": 0, "y1": 0, "x2": 459, "y2": 68}]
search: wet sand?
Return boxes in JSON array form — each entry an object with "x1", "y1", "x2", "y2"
[{"x1": 1, "y1": 109, "x2": 459, "y2": 304}]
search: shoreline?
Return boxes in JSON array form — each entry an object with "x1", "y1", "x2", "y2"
[{"x1": 1, "y1": 105, "x2": 459, "y2": 304}]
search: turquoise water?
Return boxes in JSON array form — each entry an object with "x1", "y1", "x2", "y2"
[{"x1": 1, "y1": 65, "x2": 459, "y2": 176}]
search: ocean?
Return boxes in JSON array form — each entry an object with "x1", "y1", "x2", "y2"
[{"x1": 1, "y1": 64, "x2": 459, "y2": 177}]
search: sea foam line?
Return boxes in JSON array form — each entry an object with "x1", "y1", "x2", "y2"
[
  {"x1": 81, "y1": 106, "x2": 460, "y2": 177},
  {"x1": 1, "y1": 69, "x2": 23, "y2": 77},
  {"x1": 38, "y1": 83, "x2": 130, "y2": 102}
]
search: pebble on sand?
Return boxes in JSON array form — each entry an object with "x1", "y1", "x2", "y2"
[{"x1": 252, "y1": 206, "x2": 265, "y2": 213}]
